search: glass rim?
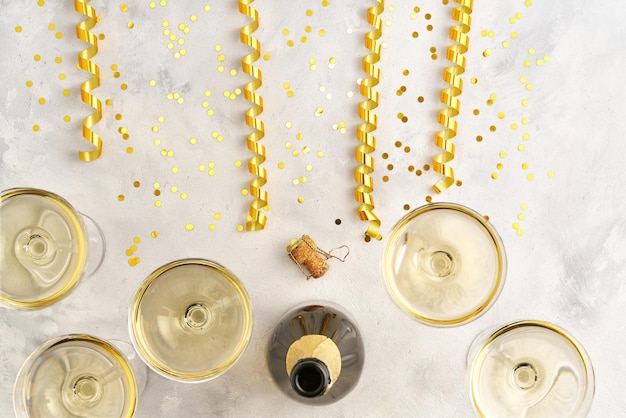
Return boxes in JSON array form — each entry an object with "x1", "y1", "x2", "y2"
[
  {"x1": 129, "y1": 258, "x2": 253, "y2": 382},
  {"x1": 381, "y1": 202, "x2": 507, "y2": 327},
  {"x1": 0, "y1": 187, "x2": 88, "y2": 309},
  {"x1": 13, "y1": 334, "x2": 138, "y2": 418},
  {"x1": 468, "y1": 319, "x2": 595, "y2": 417}
]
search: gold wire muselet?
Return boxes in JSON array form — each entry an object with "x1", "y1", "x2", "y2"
[{"x1": 287, "y1": 236, "x2": 350, "y2": 279}]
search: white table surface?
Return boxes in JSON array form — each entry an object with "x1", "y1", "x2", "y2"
[{"x1": 1, "y1": 0, "x2": 625, "y2": 416}]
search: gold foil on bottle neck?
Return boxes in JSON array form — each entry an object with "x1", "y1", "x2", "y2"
[{"x1": 285, "y1": 335, "x2": 342, "y2": 394}]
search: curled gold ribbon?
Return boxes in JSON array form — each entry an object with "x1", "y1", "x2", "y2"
[
  {"x1": 239, "y1": 0, "x2": 267, "y2": 231},
  {"x1": 75, "y1": 0, "x2": 102, "y2": 161},
  {"x1": 432, "y1": 0, "x2": 472, "y2": 193},
  {"x1": 355, "y1": 0, "x2": 384, "y2": 240}
]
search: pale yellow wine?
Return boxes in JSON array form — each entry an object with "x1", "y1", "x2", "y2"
[
  {"x1": 14, "y1": 335, "x2": 137, "y2": 418},
  {"x1": 0, "y1": 188, "x2": 87, "y2": 309},
  {"x1": 130, "y1": 259, "x2": 252, "y2": 382},
  {"x1": 383, "y1": 203, "x2": 506, "y2": 326},
  {"x1": 469, "y1": 321, "x2": 594, "y2": 417}
]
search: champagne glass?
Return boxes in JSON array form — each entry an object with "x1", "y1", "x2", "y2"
[
  {"x1": 267, "y1": 302, "x2": 365, "y2": 405},
  {"x1": 0, "y1": 187, "x2": 105, "y2": 309},
  {"x1": 382, "y1": 202, "x2": 506, "y2": 326},
  {"x1": 13, "y1": 334, "x2": 138, "y2": 418},
  {"x1": 129, "y1": 259, "x2": 253, "y2": 382},
  {"x1": 467, "y1": 320, "x2": 595, "y2": 417}
]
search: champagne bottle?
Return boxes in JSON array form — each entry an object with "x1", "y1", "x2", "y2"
[{"x1": 267, "y1": 302, "x2": 364, "y2": 404}]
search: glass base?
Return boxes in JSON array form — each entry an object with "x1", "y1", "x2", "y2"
[
  {"x1": 80, "y1": 213, "x2": 105, "y2": 278},
  {"x1": 110, "y1": 340, "x2": 148, "y2": 395}
]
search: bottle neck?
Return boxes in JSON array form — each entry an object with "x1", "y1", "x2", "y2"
[
  {"x1": 285, "y1": 335, "x2": 342, "y2": 398},
  {"x1": 290, "y1": 358, "x2": 331, "y2": 398}
]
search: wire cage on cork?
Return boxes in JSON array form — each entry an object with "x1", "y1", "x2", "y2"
[{"x1": 286, "y1": 235, "x2": 349, "y2": 279}]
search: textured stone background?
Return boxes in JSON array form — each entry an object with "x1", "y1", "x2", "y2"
[{"x1": 1, "y1": 0, "x2": 625, "y2": 416}]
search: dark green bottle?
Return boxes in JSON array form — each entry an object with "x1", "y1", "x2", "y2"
[{"x1": 267, "y1": 302, "x2": 365, "y2": 405}]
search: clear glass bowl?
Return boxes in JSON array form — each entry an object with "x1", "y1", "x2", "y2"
[
  {"x1": 129, "y1": 258, "x2": 253, "y2": 382},
  {"x1": 382, "y1": 202, "x2": 506, "y2": 326},
  {"x1": 467, "y1": 320, "x2": 595, "y2": 417}
]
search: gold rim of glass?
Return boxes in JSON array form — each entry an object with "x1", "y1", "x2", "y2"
[
  {"x1": 129, "y1": 258, "x2": 253, "y2": 382},
  {"x1": 0, "y1": 188, "x2": 87, "y2": 309},
  {"x1": 382, "y1": 202, "x2": 506, "y2": 326},
  {"x1": 14, "y1": 334, "x2": 138, "y2": 418},
  {"x1": 469, "y1": 320, "x2": 595, "y2": 417}
]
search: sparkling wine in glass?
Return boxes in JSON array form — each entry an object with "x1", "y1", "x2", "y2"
[
  {"x1": 267, "y1": 302, "x2": 365, "y2": 404},
  {"x1": 129, "y1": 259, "x2": 253, "y2": 382},
  {"x1": 467, "y1": 320, "x2": 595, "y2": 417},
  {"x1": 382, "y1": 203, "x2": 506, "y2": 326},
  {"x1": 0, "y1": 188, "x2": 105, "y2": 309},
  {"x1": 13, "y1": 334, "x2": 138, "y2": 418}
]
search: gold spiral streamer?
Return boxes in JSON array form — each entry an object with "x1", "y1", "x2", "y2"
[
  {"x1": 239, "y1": 0, "x2": 267, "y2": 231},
  {"x1": 75, "y1": 0, "x2": 103, "y2": 161},
  {"x1": 355, "y1": 0, "x2": 384, "y2": 240},
  {"x1": 432, "y1": 0, "x2": 473, "y2": 194}
]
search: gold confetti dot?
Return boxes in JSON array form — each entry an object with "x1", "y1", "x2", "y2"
[
  {"x1": 521, "y1": 163, "x2": 529, "y2": 170},
  {"x1": 63, "y1": 115, "x2": 71, "y2": 122},
  {"x1": 204, "y1": 4, "x2": 211, "y2": 11},
  {"x1": 297, "y1": 196, "x2": 305, "y2": 203},
  {"x1": 15, "y1": 26, "x2": 23, "y2": 33},
  {"x1": 38, "y1": 98, "x2": 46, "y2": 105},
  {"x1": 483, "y1": 48, "x2": 491, "y2": 57},
  {"x1": 185, "y1": 223, "x2": 194, "y2": 231},
  {"x1": 548, "y1": 170, "x2": 555, "y2": 178},
  {"x1": 65, "y1": 90, "x2": 72, "y2": 97},
  {"x1": 34, "y1": 54, "x2": 41, "y2": 62},
  {"x1": 518, "y1": 213, "x2": 525, "y2": 220},
  {"x1": 498, "y1": 112, "x2": 505, "y2": 119},
  {"x1": 214, "y1": 213, "x2": 221, "y2": 220},
  {"x1": 476, "y1": 135, "x2": 483, "y2": 142},
  {"x1": 32, "y1": 124, "x2": 40, "y2": 132},
  {"x1": 55, "y1": 32, "x2": 63, "y2": 39},
  {"x1": 151, "y1": 231, "x2": 158, "y2": 238},
  {"x1": 489, "y1": 125, "x2": 497, "y2": 132},
  {"x1": 118, "y1": 194, "x2": 125, "y2": 201},
  {"x1": 491, "y1": 173, "x2": 498, "y2": 180}
]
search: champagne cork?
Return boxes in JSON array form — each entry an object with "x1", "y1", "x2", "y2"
[{"x1": 287, "y1": 235, "x2": 330, "y2": 279}]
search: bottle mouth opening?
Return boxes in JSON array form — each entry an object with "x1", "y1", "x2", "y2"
[{"x1": 290, "y1": 358, "x2": 330, "y2": 398}]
